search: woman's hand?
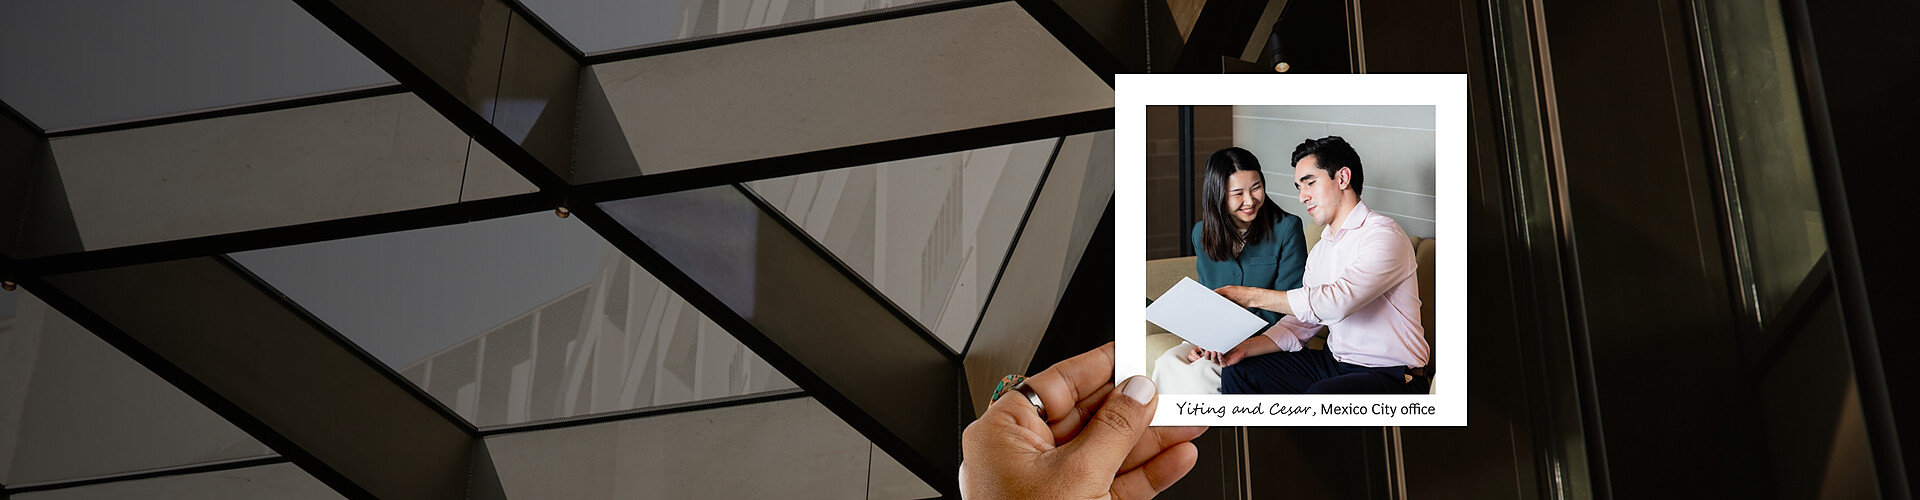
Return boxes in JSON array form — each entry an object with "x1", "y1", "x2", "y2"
[{"x1": 960, "y1": 343, "x2": 1206, "y2": 499}]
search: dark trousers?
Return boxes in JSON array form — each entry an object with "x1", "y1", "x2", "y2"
[{"x1": 1220, "y1": 348, "x2": 1428, "y2": 394}]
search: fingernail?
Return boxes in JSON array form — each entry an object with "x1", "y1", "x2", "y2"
[{"x1": 1121, "y1": 375, "x2": 1156, "y2": 405}]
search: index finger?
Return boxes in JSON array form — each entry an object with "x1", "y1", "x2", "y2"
[{"x1": 1022, "y1": 342, "x2": 1117, "y2": 422}]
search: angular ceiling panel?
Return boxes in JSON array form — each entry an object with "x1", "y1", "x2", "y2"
[
  {"x1": 0, "y1": 0, "x2": 394, "y2": 131},
  {"x1": 518, "y1": 0, "x2": 951, "y2": 54},
  {"x1": 0, "y1": 290, "x2": 273, "y2": 487},
  {"x1": 229, "y1": 212, "x2": 797, "y2": 429}
]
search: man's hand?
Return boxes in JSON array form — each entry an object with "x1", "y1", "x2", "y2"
[{"x1": 1213, "y1": 286, "x2": 1294, "y2": 316}]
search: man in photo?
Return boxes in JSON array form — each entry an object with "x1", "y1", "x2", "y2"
[{"x1": 1174, "y1": 136, "x2": 1430, "y2": 394}]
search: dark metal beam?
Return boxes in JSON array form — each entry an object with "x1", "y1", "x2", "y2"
[
  {"x1": 569, "y1": 108, "x2": 1112, "y2": 204},
  {"x1": 292, "y1": 0, "x2": 581, "y2": 192},
  {"x1": 22, "y1": 257, "x2": 479, "y2": 500},
  {"x1": 581, "y1": 188, "x2": 963, "y2": 496},
  {"x1": 8, "y1": 192, "x2": 547, "y2": 279}
]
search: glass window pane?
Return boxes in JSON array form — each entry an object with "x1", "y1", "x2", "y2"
[
  {"x1": 229, "y1": 212, "x2": 797, "y2": 429},
  {"x1": 519, "y1": 0, "x2": 956, "y2": 55},
  {"x1": 483, "y1": 396, "x2": 932, "y2": 499},
  {"x1": 1699, "y1": 0, "x2": 1826, "y2": 326},
  {"x1": 0, "y1": 0, "x2": 394, "y2": 131},
  {"x1": 0, "y1": 290, "x2": 273, "y2": 486},
  {"x1": 744, "y1": 138, "x2": 1056, "y2": 350},
  {"x1": 10, "y1": 462, "x2": 339, "y2": 500}
]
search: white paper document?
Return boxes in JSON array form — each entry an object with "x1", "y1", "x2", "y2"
[{"x1": 1145, "y1": 277, "x2": 1270, "y2": 353}]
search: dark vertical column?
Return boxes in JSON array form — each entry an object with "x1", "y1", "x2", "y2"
[
  {"x1": 1178, "y1": 105, "x2": 1196, "y2": 257},
  {"x1": 1785, "y1": 0, "x2": 1915, "y2": 496},
  {"x1": 0, "y1": 101, "x2": 45, "y2": 260},
  {"x1": 1531, "y1": 0, "x2": 1763, "y2": 496}
]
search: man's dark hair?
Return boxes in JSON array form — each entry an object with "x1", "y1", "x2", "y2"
[
  {"x1": 1199, "y1": 147, "x2": 1284, "y2": 262},
  {"x1": 1290, "y1": 136, "x2": 1364, "y2": 196}
]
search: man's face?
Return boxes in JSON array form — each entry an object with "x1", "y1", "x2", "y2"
[{"x1": 1293, "y1": 155, "x2": 1345, "y2": 227}]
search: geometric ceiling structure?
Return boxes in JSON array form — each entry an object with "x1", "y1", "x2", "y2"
[{"x1": 0, "y1": 0, "x2": 1129, "y2": 497}]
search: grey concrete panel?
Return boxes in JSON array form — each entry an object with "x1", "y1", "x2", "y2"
[
  {"x1": 868, "y1": 444, "x2": 940, "y2": 500},
  {"x1": 492, "y1": 12, "x2": 583, "y2": 180},
  {"x1": 0, "y1": 292, "x2": 271, "y2": 486},
  {"x1": 583, "y1": 2, "x2": 1110, "y2": 181},
  {"x1": 963, "y1": 131, "x2": 1112, "y2": 408},
  {"x1": 36, "y1": 94, "x2": 469, "y2": 254},
  {"x1": 38, "y1": 258, "x2": 475, "y2": 500},
  {"x1": 484, "y1": 397, "x2": 870, "y2": 499},
  {"x1": 596, "y1": 184, "x2": 960, "y2": 491},
  {"x1": 461, "y1": 139, "x2": 541, "y2": 202},
  {"x1": 11, "y1": 463, "x2": 342, "y2": 500}
]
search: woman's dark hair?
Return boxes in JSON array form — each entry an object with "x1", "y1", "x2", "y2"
[
  {"x1": 1290, "y1": 136, "x2": 1364, "y2": 195},
  {"x1": 1199, "y1": 147, "x2": 1282, "y2": 262}
]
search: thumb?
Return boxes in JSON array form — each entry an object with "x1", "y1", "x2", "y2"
[{"x1": 1058, "y1": 375, "x2": 1158, "y2": 473}]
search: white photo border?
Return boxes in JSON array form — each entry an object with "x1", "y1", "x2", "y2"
[{"x1": 1115, "y1": 74, "x2": 1468, "y2": 426}]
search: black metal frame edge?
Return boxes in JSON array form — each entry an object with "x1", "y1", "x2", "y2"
[
  {"x1": 214, "y1": 255, "x2": 481, "y2": 436},
  {"x1": 1011, "y1": 0, "x2": 1125, "y2": 87},
  {"x1": 15, "y1": 277, "x2": 380, "y2": 500},
  {"x1": 291, "y1": 0, "x2": 572, "y2": 193},
  {"x1": 582, "y1": 0, "x2": 1003, "y2": 65},
  {"x1": 570, "y1": 108, "x2": 1113, "y2": 204},
  {"x1": 497, "y1": 0, "x2": 586, "y2": 60},
  {"x1": 479, "y1": 388, "x2": 809, "y2": 437},
  {"x1": 570, "y1": 205, "x2": 959, "y2": 497},
  {"x1": 8, "y1": 191, "x2": 550, "y2": 278},
  {"x1": 961, "y1": 137, "x2": 1067, "y2": 357},
  {"x1": 41, "y1": 85, "x2": 409, "y2": 139},
  {"x1": 0, "y1": 98, "x2": 44, "y2": 137},
  {"x1": 0, "y1": 456, "x2": 291, "y2": 495},
  {"x1": 1781, "y1": 0, "x2": 1910, "y2": 496},
  {"x1": 732, "y1": 184, "x2": 959, "y2": 362},
  {"x1": 1512, "y1": 0, "x2": 1615, "y2": 497}
]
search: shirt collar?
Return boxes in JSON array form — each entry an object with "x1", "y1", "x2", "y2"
[{"x1": 1325, "y1": 200, "x2": 1373, "y2": 242}]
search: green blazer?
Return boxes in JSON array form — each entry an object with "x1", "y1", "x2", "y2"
[{"x1": 1190, "y1": 214, "x2": 1308, "y2": 326}]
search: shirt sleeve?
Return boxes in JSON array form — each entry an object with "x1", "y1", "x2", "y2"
[
  {"x1": 1260, "y1": 315, "x2": 1321, "y2": 352},
  {"x1": 1286, "y1": 226, "x2": 1416, "y2": 324}
]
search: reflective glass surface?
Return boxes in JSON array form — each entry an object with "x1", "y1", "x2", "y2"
[
  {"x1": 0, "y1": 0, "x2": 394, "y2": 131},
  {"x1": 230, "y1": 212, "x2": 795, "y2": 429},
  {"x1": 519, "y1": 0, "x2": 951, "y2": 54},
  {"x1": 483, "y1": 396, "x2": 936, "y2": 499},
  {"x1": 0, "y1": 290, "x2": 273, "y2": 486},
  {"x1": 744, "y1": 138, "x2": 1057, "y2": 350}
]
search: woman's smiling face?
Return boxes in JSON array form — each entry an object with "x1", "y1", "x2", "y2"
[{"x1": 1225, "y1": 170, "x2": 1265, "y2": 227}]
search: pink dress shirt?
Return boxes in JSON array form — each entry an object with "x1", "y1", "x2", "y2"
[{"x1": 1261, "y1": 201, "x2": 1429, "y2": 368}]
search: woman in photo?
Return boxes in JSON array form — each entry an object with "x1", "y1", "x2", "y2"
[{"x1": 1151, "y1": 147, "x2": 1308, "y2": 394}]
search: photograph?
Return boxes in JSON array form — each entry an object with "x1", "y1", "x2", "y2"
[{"x1": 1116, "y1": 74, "x2": 1466, "y2": 426}]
